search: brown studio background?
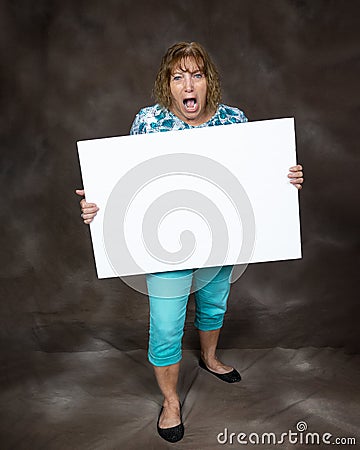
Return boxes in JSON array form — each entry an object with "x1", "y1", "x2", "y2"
[{"x1": 1, "y1": 0, "x2": 359, "y2": 356}]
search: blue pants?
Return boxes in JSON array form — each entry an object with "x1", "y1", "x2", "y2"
[{"x1": 146, "y1": 266, "x2": 233, "y2": 367}]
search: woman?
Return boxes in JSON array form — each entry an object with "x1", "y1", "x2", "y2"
[{"x1": 76, "y1": 42, "x2": 304, "y2": 443}]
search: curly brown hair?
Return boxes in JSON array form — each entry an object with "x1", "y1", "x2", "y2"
[{"x1": 153, "y1": 42, "x2": 222, "y2": 113}]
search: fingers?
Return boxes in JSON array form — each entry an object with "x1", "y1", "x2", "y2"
[
  {"x1": 81, "y1": 211, "x2": 98, "y2": 224},
  {"x1": 288, "y1": 165, "x2": 303, "y2": 179},
  {"x1": 292, "y1": 183, "x2": 303, "y2": 190},
  {"x1": 80, "y1": 201, "x2": 99, "y2": 213},
  {"x1": 288, "y1": 171, "x2": 303, "y2": 179},
  {"x1": 81, "y1": 205, "x2": 99, "y2": 215},
  {"x1": 289, "y1": 175, "x2": 304, "y2": 188},
  {"x1": 81, "y1": 213, "x2": 98, "y2": 224},
  {"x1": 288, "y1": 164, "x2": 304, "y2": 190},
  {"x1": 289, "y1": 175, "x2": 303, "y2": 183},
  {"x1": 80, "y1": 198, "x2": 98, "y2": 209},
  {"x1": 81, "y1": 204, "x2": 99, "y2": 224},
  {"x1": 76, "y1": 189, "x2": 99, "y2": 224},
  {"x1": 289, "y1": 164, "x2": 303, "y2": 172}
]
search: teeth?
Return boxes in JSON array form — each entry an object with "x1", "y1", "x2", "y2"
[{"x1": 184, "y1": 99, "x2": 196, "y2": 108}]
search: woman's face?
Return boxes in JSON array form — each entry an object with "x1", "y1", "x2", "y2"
[{"x1": 169, "y1": 57, "x2": 211, "y2": 126}]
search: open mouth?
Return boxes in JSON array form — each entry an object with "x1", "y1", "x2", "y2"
[{"x1": 183, "y1": 98, "x2": 197, "y2": 112}]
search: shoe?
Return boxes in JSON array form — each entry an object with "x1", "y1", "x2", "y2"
[
  {"x1": 157, "y1": 403, "x2": 184, "y2": 443},
  {"x1": 199, "y1": 358, "x2": 241, "y2": 383}
]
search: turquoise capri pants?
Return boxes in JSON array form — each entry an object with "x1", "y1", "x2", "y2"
[{"x1": 146, "y1": 265, "x2": 233, "y2": 367}]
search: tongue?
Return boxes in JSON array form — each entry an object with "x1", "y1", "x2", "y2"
[{"x1": 185, "y1": 99, "x2": 195, "y2": 109}]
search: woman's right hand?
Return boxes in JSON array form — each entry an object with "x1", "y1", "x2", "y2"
[{"x1": 75, "y1": 189, "x2": 99, "y2": 224}]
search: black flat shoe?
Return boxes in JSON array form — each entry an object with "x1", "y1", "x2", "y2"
[
  {"x1": 157, "y1": 403, "x2": 184, "y2": 443},
  {"x1": 199, "y1": 358, "x2": 241, "y2": 383}
]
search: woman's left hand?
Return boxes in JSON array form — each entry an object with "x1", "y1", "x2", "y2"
[{"x1": 288, "y1": 164, "x2": 304, "y2": 190}]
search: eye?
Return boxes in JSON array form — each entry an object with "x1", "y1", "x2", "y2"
[
  {"x1": 194, "y1": 73, "x2": 204, "y2": 79},
  {"x1": 172, "y1": 75, "x2": 182, "y2": 81}
]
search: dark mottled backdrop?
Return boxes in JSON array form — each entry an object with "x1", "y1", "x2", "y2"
[{"x1": 1, "y1": 0, "x2": 359, "y2": 356}]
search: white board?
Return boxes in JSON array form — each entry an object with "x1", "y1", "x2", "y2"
[{"x1": 77, "y1": 118, "x2": 301, "y2": 279}]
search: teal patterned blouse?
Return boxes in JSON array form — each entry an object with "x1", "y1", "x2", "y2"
[{"x1": 130, "y1": 103, "x2": 248, "y2": 134}]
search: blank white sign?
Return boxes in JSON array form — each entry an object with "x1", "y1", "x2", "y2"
[{"x1": 77, "y1": 118, "x2": 301, "y2": 279}]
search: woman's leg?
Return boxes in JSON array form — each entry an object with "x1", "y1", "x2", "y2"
[
  {"x1": 194, "y1": 266, "x2": 235, "y2": 373},
  {"x1": 153, "y1": 363, "x2": 181, "y2": 428},
  {"x1": 146, "y1": 269, "x2": 193, "y2": 427},
  {"x1": 198, "y1": 329, "x2": 233, "y2": 373}
]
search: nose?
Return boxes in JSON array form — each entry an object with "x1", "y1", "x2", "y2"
[{"x1": 184, "y1": 74, "x2": 194, "y2": 92}]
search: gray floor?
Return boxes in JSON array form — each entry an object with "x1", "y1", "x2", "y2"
[{"x1": 0, "y1": 348, "x2": 359, "y2": 449}]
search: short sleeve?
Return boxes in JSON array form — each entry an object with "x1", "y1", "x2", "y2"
[
  {"x1": 224, "y1": 105, "x2": 248, "y2": 123},
  {"x1": 130, "y1": 110, "x2": 145, "y2": 135}
]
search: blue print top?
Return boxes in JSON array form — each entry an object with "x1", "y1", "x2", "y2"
[{"x1": 130, "y1": 103, "x2": 248, "y2": 134}]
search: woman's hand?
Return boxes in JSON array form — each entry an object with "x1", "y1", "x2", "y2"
[
  {"x1": 288, "y1": 165, "x2": 304, "y2": 190},
  {"x1": 75, "y1": 189, "x2": 99, "y2": 224}
]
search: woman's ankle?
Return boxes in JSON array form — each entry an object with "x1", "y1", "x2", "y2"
[
  {"x1": 163, "y1": 396, "x2": 180, "y2": 408},
  {"x1": 201, "y1": 351, "x2": 216, "y2": 365}
]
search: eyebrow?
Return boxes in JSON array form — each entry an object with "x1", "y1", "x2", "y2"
[{"x1": 172, "y1": 68, "x2": 203, "y2": 75}]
